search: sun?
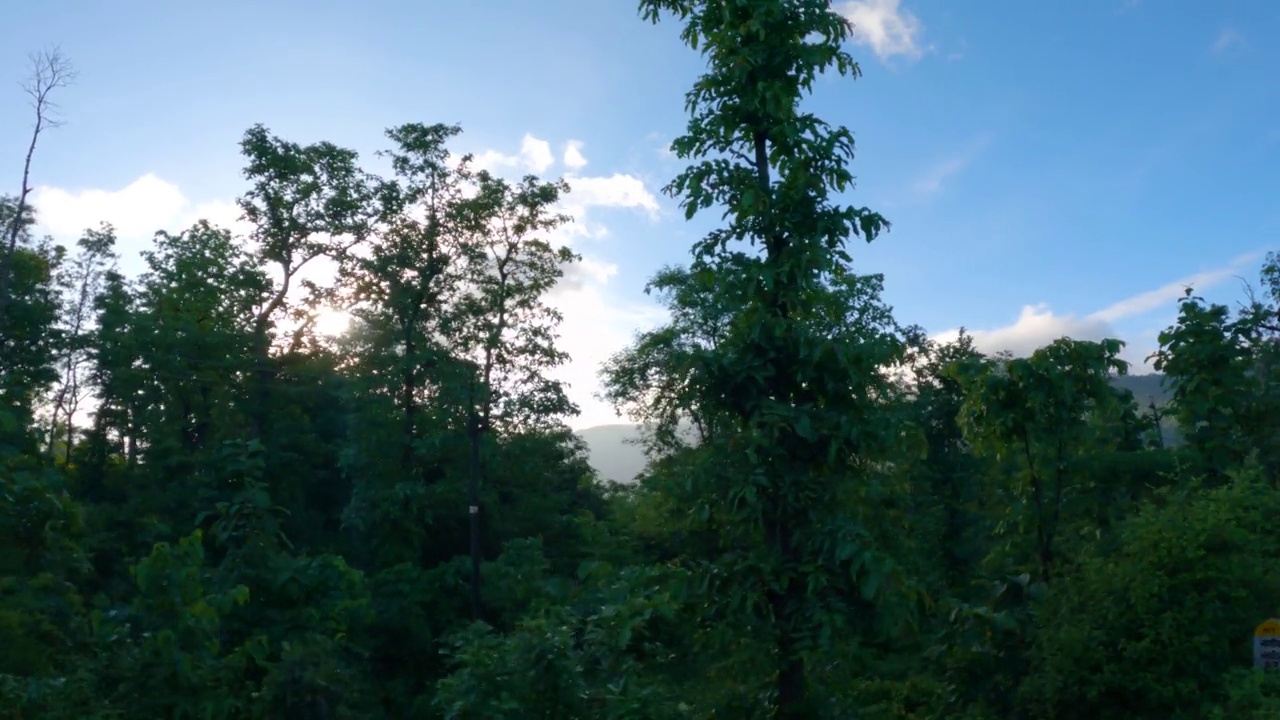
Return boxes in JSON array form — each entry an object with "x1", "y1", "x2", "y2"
[{"x1": 313, "y1": 307, "x2": 353, "y2": 337}]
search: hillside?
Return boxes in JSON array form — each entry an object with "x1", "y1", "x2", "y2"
[
  {"x1": 575, "y1": 423, "x2": 649, "y2": 485},
  {"x1": 576, "y1": 373, "x2": 1176, "y2": 484},
  {"x1": 1111, "y1": 372, "x2": 1171, "y2": 406}
]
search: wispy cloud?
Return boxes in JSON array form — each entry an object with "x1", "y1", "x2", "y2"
[
  {"x1": 1087, "y1": 251, "x2": 1263, "y2": 323},
  {"x1": 931, "y1": 251, "x2": 1265, "y2": 370},
  {"x1": 1211, "y1": 27, "x2": 1248, "y2": 54},
  {"x1": 911, "y1": 134, "x2": 991, "y2": 199},
  {"x1": 835, "y1": 0, "x2": 924, "y2": 63}
]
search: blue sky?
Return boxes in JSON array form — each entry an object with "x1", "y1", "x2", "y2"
[{"x1": 2, "y1": 0, "x2": 1277, "y2": 428}]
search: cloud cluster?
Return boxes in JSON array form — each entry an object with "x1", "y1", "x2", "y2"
[
  {"x1": 563, "y1": 141, "x2": 588, "y2": 171},
  {"x1": 30, "y1": 175, "x2": 248, "y2": 272},
  {"x1": 932, "y1": 304, "x2": 1110, "y2": 359},
  {"x1": 32, "y1": 174, "x2": 187, "y2": 239}
]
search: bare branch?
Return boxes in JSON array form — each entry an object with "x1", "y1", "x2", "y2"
[{"x1": 22, "y1": 46, "x2": 77, "y2": 129}]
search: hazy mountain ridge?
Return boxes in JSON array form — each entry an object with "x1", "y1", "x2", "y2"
[
  {"x1": 575, "y1": 423, "x2": 651, "y2": 485},
  {"x1": 1110, "y1": 372, "x2": 1171, "y2": 406},
  {"x1": 576, "y1": 373, "x2": 1173, "y2": 484}
]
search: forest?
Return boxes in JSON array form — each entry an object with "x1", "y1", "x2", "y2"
[{"x1": 4, "y1": 2, "x2": 1280, "y2": 718}]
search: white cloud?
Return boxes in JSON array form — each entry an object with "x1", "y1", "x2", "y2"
[
  {"x1": 649, "y1": 134, "x2": 677, "y2": 161},
  {"x1": 468, "y1": 134, "x2": 660, "y2": 230},
  {"x1": 1211, "y1": 27, "x2": 1247, "y2": 54},
  {"x1": 30, "y1": 174, "x2": 250, "y2": 272},
  {"x1": 836, "y1": 0, "x2": 924, "y2": 62},
  {"x1": 932, "y1": 304, "x2": 1114, "y2": 361},
  {"x1": 563, "y1": 140, "x2": 588, "y2": 170},
  {"x1": 564, "y1": 174, "x2": 660, "y2": 217},
  {"x1": 931, "y1": 251, "x2": 1264, "y2": 372},
  {"x1": 34, "y1": 174, "x2": 185, "y2": 239},
  {"x1": 473, "y1": 133, "x2": 555, "y2": 174},
  {"x1": 521, "y1": 135, "x2": 555, "y2": 173}
]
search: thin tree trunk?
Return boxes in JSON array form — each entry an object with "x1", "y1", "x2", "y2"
[
  {"x1": 465, "y1": 249, "x2": 511, "y2": 619},
  {"x1": 467, "y1": 383, "x2": 484, "y2": 621},
  {"x1": 0, "y1": 118, "x2": 42, "y2": 339},
  {"x1": 401, "y1": 320, "x2": 418, "y2": 473}
]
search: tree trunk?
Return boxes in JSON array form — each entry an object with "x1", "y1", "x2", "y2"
[{"x1": 467, "y1": 399, "x2": 484, "y2": 621}]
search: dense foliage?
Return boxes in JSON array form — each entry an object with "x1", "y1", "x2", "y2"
[{"x1": 3, "y1": 4, "x2": 1279, "y2": 718}]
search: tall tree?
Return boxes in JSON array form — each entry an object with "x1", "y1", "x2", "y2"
[
  {"x1": 348, "y1": 122, "x2": 473, "y2": 477},
  {"x1": 1152, "y1": 257, "x2": 1280, "y2": 486},
  {"x1": 452, "y1": 169, "x2": 577, "y2": 618},
  {"x1": 85, "y1": 267, "x2": 144, "y2": 470},
  {"x1": 637, "y1": 2, "x2": 897, "y2": 716},
  {"x1": 950, "y1": 338, "x2": 1131, "y2": 582}
]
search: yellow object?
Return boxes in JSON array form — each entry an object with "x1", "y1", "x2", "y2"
[{"x1": 1255, "y1": 619, "x2": 1280, "y2": 638}]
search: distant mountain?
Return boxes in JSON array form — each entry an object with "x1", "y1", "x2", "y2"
[
  {"x1": 575, "y1": 423, "x2": 648, "y2": 485},
  {"x1": 574, "y1": 373, "x2": 1176, "y2": 484},
  {"x1": 1111, "y1": 373, "x2": 1171, "y2": 407}
]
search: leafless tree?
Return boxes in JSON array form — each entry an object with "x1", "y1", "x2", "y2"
[{"x1": 0, "y1": 47, "x2": 76, "y2": 340}]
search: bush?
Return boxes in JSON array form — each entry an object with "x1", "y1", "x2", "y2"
[{"x1": 1019, "y1": 475, "x2": 1280, "y2": 719}]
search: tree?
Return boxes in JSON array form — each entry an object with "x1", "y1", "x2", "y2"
[
  {"x1": 0, "y1": 48, "x2": 74, "y2": 342},
  {"x1": 349, "y1": 122, "x2": 473, "y2": 477},
  {"x1": 894, "y1": 328, "x2": 988, "y2": 592},
  {"x1": 600, "y1": 264, "x2": 741, "y2": 457},
  {"x1": 1152, "y1": 256, "x2": 1280, "y2": 485},
  {"x1": 237, "y1": 125, "x2": 376, "y2": 440},
  {"x1": 452, "y1": 169, "x2": 577, "y2": 618},
  {"x1": 0, "y1": 206, "x2": 63, "y2": 452},
  {"x1": 950, "y1": 338, "x2": 1131, "y2": 582},
  {"x1": 1019, "y1": 473, "x2": 1280, "y2": 720},
  {"x1": 636, "y1": 2, "x2": 898, "y2": 716},
  {"x1": 131, "y1": 221, "x2": 268, "y2": 521},
  {"x1": 46, "y1": 225, "x2": 117, "y2": 459},
  {"x1": 84, "y1": 267, "x2": 145, "y2": 472}
]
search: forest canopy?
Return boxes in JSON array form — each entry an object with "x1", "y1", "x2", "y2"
[{"x1": 3, "y1": 4, "x2": 1280, "y2": 719}]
